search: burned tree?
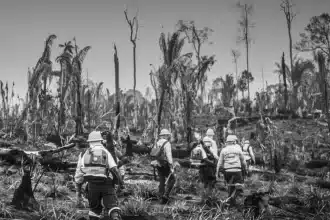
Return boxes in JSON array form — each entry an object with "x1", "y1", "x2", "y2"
[
  {"x1": 281, "y1": 52, "x2": 289, "y2": 110},
  {"x1": 124, "y1": 8, "x2": 139, "y2": 129},
  {"x1": 296, "y1": 13, "x2": 330, "y2": 131},
  {"x1": 236, "y1": 2, "x2": 255, "y2": 103},
  {"x1": 176, "y1": 20, "x2": 215, "y2": 144},
  {"x1": 231, "y1": 49, "x2": 241, "y2": 104},
  {"x1": 280, "y1": 0, "x2": 297, "y2": 109},
  {"x1": 114, "y1": 44, "x2": 120, "y2": 132}
]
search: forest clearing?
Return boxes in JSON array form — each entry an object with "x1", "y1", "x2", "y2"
[{"x1": 1, "y1": 0, "x2": 330, "y2": 219}]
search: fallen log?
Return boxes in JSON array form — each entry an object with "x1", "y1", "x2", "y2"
[
  {"x1": 0, "y1": 139, "x2": 14, "y2": 148},
  {"x1": 130, "y1": 144, "x2": 191, "y2": 159},
  {"x1": 0, "y1": 143, "x2": 76, "y2": 166},
  {"x1": 305, "y1": 160, "x2": 330, "y2": 169}
]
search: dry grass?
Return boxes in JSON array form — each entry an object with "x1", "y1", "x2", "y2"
[{"x1": 1, "y1": 119, "x2": 330, "y2": 219}]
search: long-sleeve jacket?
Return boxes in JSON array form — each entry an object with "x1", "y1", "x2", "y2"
[
  {"x1": 217, "y1": 144, "x2": 247, "y2": 173},
  {"x1": 74, "y1": 143, "x2": 117, "y2": 185},
  {"x1": 156, "y1": 138, "x2": 173, "y2": 166}
]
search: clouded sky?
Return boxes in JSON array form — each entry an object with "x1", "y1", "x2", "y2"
[{"x1": 0, "y1": 0, "x2": 328, "y2": 99}]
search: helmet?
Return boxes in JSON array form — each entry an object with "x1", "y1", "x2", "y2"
[
  {"x1": 206, "y1": 129, "x2": 215, "y2": 136},
  {"x1": 87, "y1": 131, "x2": 103, "y2": 142},
  {"x1": 108, "y1": 207, "x2": 121, "y2": 220},
  {"x1": 159, "y1": 129, "x2": 171, "y2": 136},
  {"x1": 203, "y1": 136, "x2": 212, "y2": 145},
  {"x1": 244, "y1": 140, "x2": 250, "y2": 144},
  {"x1": 203, "y1": 136, "x2": 212, "y2": 142},
  {"x1": 226, "y1": 135, "x2": 238, "y2": 143},
  {"x1": 206, "y1": 128, "x2": 215, "y2": 136}
]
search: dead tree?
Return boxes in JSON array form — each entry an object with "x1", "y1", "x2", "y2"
[
  {"x1": 11, "y1": 156, "x2": 38, "y2": 210},
  {"x1": 231, "y1": 49, "x2": 241, "y2": 105},
  {"x1": 280, "y1": 0, "x2": 296, "y2": 109},
  {"x1": 124, "y1": 8, "x2": 139, "y2": 129},
  {"x1": 236, "y1": 2, "x2": 255, "y2": 103},
  {"x1": 282, "y1": 52, "x2": 289, "y2": 110},
  {"x1": 114, "y1": 44, "x2": 120, "y2": 131}
]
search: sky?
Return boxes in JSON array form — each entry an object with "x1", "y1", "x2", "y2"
[{"x1": 0, "y1": 0, "x2": 328, "y2": 100}]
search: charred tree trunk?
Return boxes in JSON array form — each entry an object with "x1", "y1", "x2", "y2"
[
  {"x1": 114, "y1": 44, "x2": 120, "y2": 130},
  {"x1": 75, "y1": 74, "x2": 83, "y2": 135},
  {"x1": 157, "y1": 89, "x2": 166, "y2": 135},
  {"x1": 87, "y1": 91, "x2": 91, "y2": 132},
  {"x1": 133, "y1": 43, "x2": 138, "y2": 129},
  {"x1": 186, "y1": 93, "x2": 192, "y2": 144},
  {"x1": 125, "y1": 135, "x2": 133, "y2": 156},
  {"x1": 11, "y1": 170, "x2": 39, "y2": 210},
  {"x1": 282, "y1": 52, "x2": 288, "y2": 110}
]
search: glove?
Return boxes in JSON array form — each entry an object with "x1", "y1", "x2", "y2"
[{"x1": 170, "y1": 168, "x2": 174, "y2": 174}]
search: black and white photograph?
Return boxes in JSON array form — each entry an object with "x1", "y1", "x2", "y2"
[{"x1": 0, "y1": 0, "x2": 330, "y2": 219}]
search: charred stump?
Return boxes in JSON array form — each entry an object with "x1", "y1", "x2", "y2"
[
  {"x1": 11, "y1": 169, "x2": 39, "y2": 210},
  {"x1": 125, "y1": 135, "x2": 133, "y2": 157}
]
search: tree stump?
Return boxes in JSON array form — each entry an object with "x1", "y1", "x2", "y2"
[{"x1": 11, "y1": 169, "x2": 39, "y2": 210}]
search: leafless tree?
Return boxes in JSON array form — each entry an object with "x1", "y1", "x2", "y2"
[
  {"x1": 231, "y1": 49, "x2": 241, "y2": 103},
  {"x1": 280, "y1": 0, "x2": 296, "y2": 108},
  {"x1": 236, "y1": 2, "x2": 255, "y2": 102},
  {"x1": 124, "y1": 8, "x2": 139, "y2": 129}
]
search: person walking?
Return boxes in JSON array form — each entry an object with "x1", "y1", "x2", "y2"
[
  {"x1": 150, "y1": 129, "x2": 176, "y2": 204},
  {"x1": 216, "y1": 135, "x2": 247, "y2": 206},
  {"x1": 241, "y1": 139, "x2": 256, "y2": 176},
  {"x1": 75, "y1": 131, "x2": 124, "y2": 220}
]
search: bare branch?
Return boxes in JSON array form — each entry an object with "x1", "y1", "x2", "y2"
[{"x1": 124, "y1": 8, "x2": 139, "y2": 44}]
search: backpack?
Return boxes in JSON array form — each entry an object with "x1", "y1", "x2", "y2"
[
  {"x1": 241, "y1": 144, "x2": 252, "y2": 158},
  {"x1": 80, "y1": 145, "x2": 113, "y2": 183},
  {"x1": 190, "y1": 145, "x2": 205, "y2": 166},
  {"x1": 150, "y1": 140, "x2": 168, "y2": 160}
]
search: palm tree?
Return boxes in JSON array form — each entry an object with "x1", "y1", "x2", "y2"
[
  {"x1": 220, "y1": 74, "x2": 236, "y2": 107},
  {"x1": 314, "y1": 51, "x2": 329, "y2": 130},
  {"x1": 15, "y1": 34, "x2": 57, "y2": 137},
  {"x1": 274, "y1": 55, "x2": 314, "y2": 110},
  {"x1": 56, "y1": 41, "x2": 74, "y2": 133},
  {"x1": 237, "y1": 76, "x2": 247, "y2": 98},
  {"x1": 156, "y1": 31, "x2": 185, "y2": 134}
]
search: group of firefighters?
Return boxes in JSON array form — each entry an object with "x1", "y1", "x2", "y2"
[{"x1": 74, "y1": 125, "x2": 258, "y2": 220}]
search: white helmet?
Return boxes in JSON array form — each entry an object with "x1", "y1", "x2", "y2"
[
  {"x1": 206, "y1": 128, "x2": 215, "y2": 136},
  {"x1": 203, "y1": 136, "x2": 212, "y2": 145},
  {"x1": 244, "y1": 140, "x2": 250, "y2": 144},
  {"x1": 159, "y1": 129, "x2": 171, "y2": 136},
  {"x1": 226, "y1": 135, "x2": 238, "y2": 143},
  {"x1": 87, "y1": 131, "x2": 103, "y2": 142}
]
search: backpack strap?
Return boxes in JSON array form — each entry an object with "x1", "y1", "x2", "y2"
[{"x1": 159, "y1": 141, "x2": 169, "y2": 155}]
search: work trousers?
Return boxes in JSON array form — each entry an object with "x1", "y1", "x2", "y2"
[
  {"x1": 157, "y1": 163, "x2": 175, "y2": 198},
  {"x1": 199, "y1": 164, "x2": 216, "y2": 189},
  {"x1": 87, "y1": 180, "x2": 119, "y2": 220},
  {"x1": 224, "y1": 171, "x2": 243, "y2": 205}
]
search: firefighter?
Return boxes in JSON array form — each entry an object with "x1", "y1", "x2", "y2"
[
  {"x1": 241, "y1": 140, "x2": 256, "y2": 176},
  {"x1": 153, "y1": 129, "x2": 176, "y2": 204},
  {"x1": 216, "y1": 135, "x2": 247, "y2": 206},
  {"x1": 75, "y1": 131, "x2": 124, "y2": 220},
  {"x1": 205, "y1": 128, "x2": 219, "y2": 159}
]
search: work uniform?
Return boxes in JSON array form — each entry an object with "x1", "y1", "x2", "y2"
[
  {"x1": 191, "y1": 142, "x2": 217, "y2": 189},
  {"x1": 75, "y1": 131, "x2": 123, "y2": 220},
  {"x1": 155, "y1": 133, "x2": 175, "y2": 203},
  {"x1": 217, "y1": 135, "x2": 247, "y2": 205},
  {"x1": 241, "y1": 140, "x2": 255, "y2": 175}
]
